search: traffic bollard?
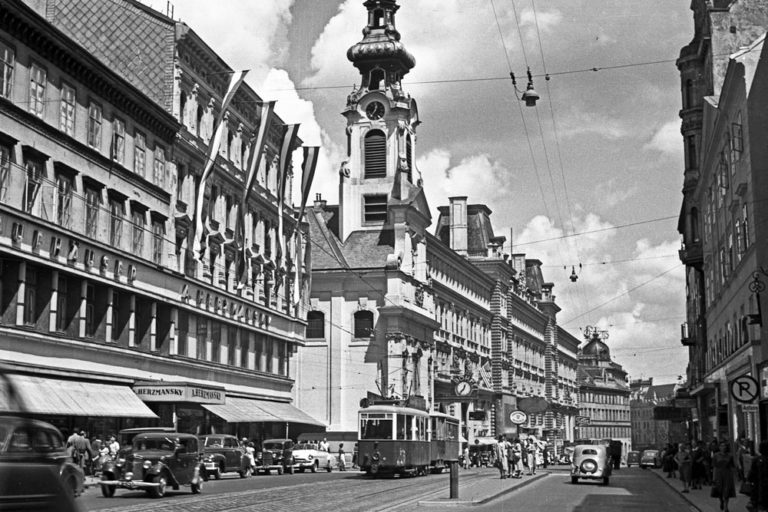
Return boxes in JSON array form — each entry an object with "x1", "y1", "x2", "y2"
[{"x1": 449, "y1": 460, "x2": 459, "y2": 499}]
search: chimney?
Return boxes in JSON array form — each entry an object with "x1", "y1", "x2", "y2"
[
  {"x1": 449, "y1": 196, "x2": 468, "y2": 255},
  {"x1": 313, "y1": 193, "x2": 326, "y2": 211}
]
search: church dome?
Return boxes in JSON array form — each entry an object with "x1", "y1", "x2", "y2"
[
  {"x1": 347, "y1": 39, "x2": 415, "y2": 71},
  {"x1": 581, "y1": 339, "x2": 611, "y2": 360}
]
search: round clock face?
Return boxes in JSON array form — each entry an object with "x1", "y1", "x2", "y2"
[
  {"x1": 366, "y1": 101, "x2": 385, "y2": 120},
  {"x1": 455, "y1": 381, "x2": 472, "y2": 396}
]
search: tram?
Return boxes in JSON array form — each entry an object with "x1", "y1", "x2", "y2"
[{"x1": 357, "y1": 402, "x2": 460, "y2": 477}]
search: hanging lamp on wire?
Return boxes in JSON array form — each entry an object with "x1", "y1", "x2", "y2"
[
  {"x1": 564, "y1": 262, "x2": 582, "y2": 282},
  {"x1": 510, "y1": 67, "x2": 540, "y2": 107}
]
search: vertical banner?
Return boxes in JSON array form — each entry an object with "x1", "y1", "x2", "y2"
[
  {"x1": 191, "y1": 69, "x2": 248, "y2": 260},
  {"x1": 294, "y1": 146, "x2": 320, "y2": 234},
  {"x1": 235, "y1": 100, "x2": 276, "y2": 287},
  {"x1": 275, "y1": 124, "x2": 300, "y2": 269}
]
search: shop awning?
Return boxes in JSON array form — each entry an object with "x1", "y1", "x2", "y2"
[
  {"x1": 202, "y1": 397, "x2": 324, "y2": 427},
  {"x1": 2, "y1": 374, "x2": 158, "y2": 418}
]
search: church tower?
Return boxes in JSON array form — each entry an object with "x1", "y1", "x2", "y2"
[{"x1": 339, "y1": 0, "x2": 424, "y2": 243}]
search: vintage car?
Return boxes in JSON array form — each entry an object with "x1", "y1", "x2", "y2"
[
  {"x1": 571, "y1": 444, "x2": 612, "y2": 485},
  {"x1": 291, "y1": 442, "x2": 331, "y2": 472},
  {"x1": 0, "y1": 368, "x2": 81, "y2": 511},
  {"x1": 255, "y1": 438, "x2": 294, "y2": 475},
  {"x1": 100, "y1": 432, "x2": 204, "y2": 498},
  {"x1": 0, "y1": 415, "x2": 85, "y2": 499},
  {"x1": 200, "y1": 434, "x2": 250, "y2": 479},
  {"x1": 626, "y1": 450, "x2": 640, "y2": 467},
  {"x1": 640, "y1": 449, "x2": 661, "y2": 469}
]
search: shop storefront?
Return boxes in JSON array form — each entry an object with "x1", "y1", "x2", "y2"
[
  {"x1": 133, "y1": 381, "x2": 226, "y2": 435},
  {"x1": 4, "y1": 372, "x2": 158, "y2": 438}
]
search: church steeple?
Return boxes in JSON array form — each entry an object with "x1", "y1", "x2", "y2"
[
  {"x1": 347, "y1": 0, "x2": 415, "y2": 93},
  {"x1": 338, "y1": 0, "x2": 426, "y2": 243}
]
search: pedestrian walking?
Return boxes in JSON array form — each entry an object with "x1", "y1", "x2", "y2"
[
  {"x1": 711, "y1": 441, "x2": 736, "y2": 512},
  {"x1": 692, "y1": 440, "x2": 706, "y2": 490},
  {"x1": 511, "y1": 438, "x2": 523, "y2": 478},
  {"x1": 319, "y1": 437, "x2": 330, "y2": 453},
  {"x1": 526, "y1": 438, "x2": 538, "y2": 475},
  {"x1": 746, "y1": 440, "x2": 768, "y2": 512},
  {"x1": 107, "y1": 435, "x2": 120, "y2": 459},
  {"x1": 675, "y1": 443, "x2": 693, "y2": 493},
  {"x1": 494, "y1": 435, "x2": 508, "y2": 479},
  {"x1": 245, "y1": 442, "x2": 256, "y2": 472},
  {"x1": 462, "y1": 445, "x2": 469, "y2": 469},
  {"x1": 338, "y1": 443, "x2": 346, "y2": 471}
]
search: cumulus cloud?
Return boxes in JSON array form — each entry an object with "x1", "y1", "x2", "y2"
[{"x1": 645, "y1": 120, "x2": 683, "y2": 155}]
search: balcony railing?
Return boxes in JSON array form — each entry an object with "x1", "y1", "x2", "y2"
[
  {"x1": 680, "y1": 322, "x2": 695, "y2": 346},
  {"x1": 679, "y1": 240, "x2": 703, "y2": 266}
]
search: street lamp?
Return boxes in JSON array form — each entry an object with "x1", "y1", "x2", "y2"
[{"x1": 510, "y1": 67, "x2": 540, "y2": 107}]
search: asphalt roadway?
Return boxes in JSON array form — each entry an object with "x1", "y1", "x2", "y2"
[{"x1": 78, "y1": 466, "x2": 698, "y2": 512}]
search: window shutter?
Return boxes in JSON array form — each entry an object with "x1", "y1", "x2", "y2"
[{"x1": 364, "y1": 131, "x2": 386, "y2": 178}]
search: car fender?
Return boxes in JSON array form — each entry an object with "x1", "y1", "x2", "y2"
[{"x1": 146, "y1": 463, "x2": 180, "y2": 487}]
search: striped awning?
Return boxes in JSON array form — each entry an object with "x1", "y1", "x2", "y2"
[
  {"x1": 202, "y1": 397, "x2": 324, "y2": 427},
  {"x1": 2, "y1": 374, "x2": 157, "y2": 418}
]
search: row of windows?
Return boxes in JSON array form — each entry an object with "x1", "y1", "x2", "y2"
[
  {"x1": 581, "y1": 407, "x2": 630, "y2": 422},
  {"x1": 0, "y1": 142, "x2": 165, "y2": 265},
  {"x1": 305, "y1": 310, "x2": 373, "y2": 339},
  {"x1": 0, "y1": 41, "x2": 168, "y2": 188},
  {"x1": 0, "y1": 258, "x2": 290, "y2": 377},
  {"x1": 581, "y1": 392, "x2": 629, "y2": 405}
]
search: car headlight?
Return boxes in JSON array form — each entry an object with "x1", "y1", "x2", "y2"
[
  {"x1": 308, "y1": 454, "x2": 313, "y2": 460},
  {"x1": 116, "y1": 458, "x2": 125, "y2": 467},
  {"x1": 143, "y1": 460, "x2": 152, "y2": 469}
]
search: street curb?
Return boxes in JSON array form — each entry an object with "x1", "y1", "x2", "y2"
[
  {"x1": 649, "y1": 469, "x2": 702, "y2": 512},
  {"x1": 417, "y1": 471, "x2": 549, "y2": 507}
]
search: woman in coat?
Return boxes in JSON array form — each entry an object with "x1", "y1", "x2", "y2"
[
  {"x1": 746, "y1": 440, "x2": 768, "y2": 512},
  {"x1": 675, "y1": 443, "x2": 693, "y2": 493},
  {"x1": 712, "y1": 441, "x2": 736, "y2": 512}
]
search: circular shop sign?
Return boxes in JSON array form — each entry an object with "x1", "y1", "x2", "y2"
[
  {"x1": 730, "y1": 375, "x2": 759, "y2": 403},
  {"x1": 509, "y1": 410, "x2": 528, "y2": 425}
]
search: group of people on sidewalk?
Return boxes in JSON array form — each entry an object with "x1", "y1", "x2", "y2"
[
  {"x1": 492, "y1": 435, "x2": 543, "y2": 479},
  {"x1": 66, "y1": 428, "x2": 120, "y2": 477},
  {"x1": 661, "y1": 437, "x2": 768, "y2": 512}
]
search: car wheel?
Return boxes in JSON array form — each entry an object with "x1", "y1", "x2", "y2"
[
  {"x1": 201, "y1": 469, "x2": 210, "y2": 481},
  {"x1": 571, "y1": 476, "x2": 578, "y2": 484},
  {"x1": 239, "y1": 467, "x2": 249, "y2": 478},
  {"x1": 299, "y1": 467, "x2": 305, "y2": 473},
  {"x1": 603, "y1": 477, "x2": 610, "y2": 486},
  {"x1": 277, "y1": 466, "x2": 284, "y2": 475},
  {"x1": 100, "y1": 477, "x2": 116, "y2": 498},
  {"x1": 311, "y1": 461, "x2": 318, "y2": 473},
  {"x1": 191, "y1": 479, "x2": 203, "y2": 494},
  {"x1": 213, "y1": 466, "x2": 222, "y2": 480},
  {"x1": 286, "y1": 465, "x2": 293, "y2": 474},
  {"x1": 326, "y1": 464, "x2": 332, "y2": 473},
  {"x1": 149, "y1": 475, "x2": 167, "y2": 499}
]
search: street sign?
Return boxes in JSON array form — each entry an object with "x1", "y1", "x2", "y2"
[
  {"x1": 509, "y1": 410, "x2": 528, "y2": 425},
  {"x1": 730, "y1": 375, "x2": 759, "y2": 403},
  {"x1": 741, "y1": 404, "x2": 759, "y2": 413}
]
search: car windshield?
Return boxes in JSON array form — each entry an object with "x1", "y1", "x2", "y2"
[
  {"x1": 295, "y1": 443, "x2": 315, "y2": 450},
  {"x1": 133, "y1": 436, "x2": 176, "y2": 451},
  {"x1": 202, "y1": 437, "x2": 224, "y2": 448},
  {"x1": 263, "y1": 442, "x2": 286, "y2": 451},
  {"x1": 644, "y1": 450, "x2": 658, "y2": 456}
]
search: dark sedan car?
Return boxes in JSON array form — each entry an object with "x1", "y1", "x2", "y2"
[
  {"x1": 100, "y1": 432, "x2": 204, "y2": 498},
  {"x1": 0, "y1": 416, "x2": 85, "y2": 499},
  {"x1": 640, "y1": 449, "x2": 661, "y2": 469},
  {"x1": 200, "y1": 434, "x2": 250, "y2": 479}
]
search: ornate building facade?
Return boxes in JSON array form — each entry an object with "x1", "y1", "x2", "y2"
[
  {"x1": 577, "y1": 328, "x2": 631, "y2": 454},
  {"x1": 297, "y1": 0, "x2": 578, "y2": 449},
  {"x1": 677, "y1": 0, "x2": 768, "y2": 445},
  {"x1": 0, "y1": 0, "x2": 318, "y2": 441}
]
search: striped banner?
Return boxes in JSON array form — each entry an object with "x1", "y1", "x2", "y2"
[
  {"x1": 275, "y1": 124, "x2": 300, "y2": 268},
  {"x1": 235, "y1": 100, "x2": 276, "y2": 287},
  {"x1": 192, "y1": 69, "x2": 248, "y2": 260},
  {"x1": 294, "y1": 146, "x2": 320, "y2": 234}
]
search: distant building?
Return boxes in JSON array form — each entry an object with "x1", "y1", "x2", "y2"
[
  {"x1": 577, "y1": 329, "x2": 631, "y2": 454},
  {"x1": 630, "y1": 378, "x2": 684, "y2": 451}
]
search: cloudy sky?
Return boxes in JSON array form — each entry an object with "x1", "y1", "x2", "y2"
[{"x1": 160, "y1": 0, "x2": 695, "y2": 385}]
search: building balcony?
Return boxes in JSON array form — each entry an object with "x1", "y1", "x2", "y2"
[{"x1": 678, "y1": 240, "x2": 702, "y2": 266}]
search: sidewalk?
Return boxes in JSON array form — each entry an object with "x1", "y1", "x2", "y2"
[
  {"x1": 649, "y1": 468, "x2": 750, "y2": 512},
  {"x1": 418, "y1": 466, "x2": 549, "y2": 507}
]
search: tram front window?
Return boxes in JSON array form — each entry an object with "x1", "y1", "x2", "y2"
[{"x1": 360, "y1": 416, "x2": 393, "y2": 440}]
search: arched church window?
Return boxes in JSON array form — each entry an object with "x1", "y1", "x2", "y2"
[
  {"x1": 370, "y1": 69, "x2": 385, "y2": 90},
  {"x1": 406, "y1": 135, "x2": 413, "y2": 183},
  {"x1": 364, "y1": 130, "x2": 386, "y2": 178},
  {"x1": 306, "y1": 311, "x2": 325, "y2": 339},
  {"x1": 354, "y1": 310, "x2": 374, "y2": 338},
  {"x1": 373, "y1": 9, "x2": 385, "y2": 27}
]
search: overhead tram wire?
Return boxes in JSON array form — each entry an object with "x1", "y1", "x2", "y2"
[
  {"x1": 560, "y1": 263, "x2": 682, "y2": 326},
  {"x1": 527, "y1": 0, "x2": 594, "y2": 323}
]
